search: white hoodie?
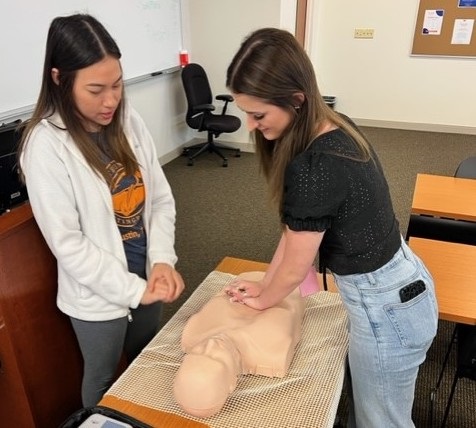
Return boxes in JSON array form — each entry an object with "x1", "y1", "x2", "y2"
[{"x1": 20, "y1": 105, "x2": 177, "y2": 321}]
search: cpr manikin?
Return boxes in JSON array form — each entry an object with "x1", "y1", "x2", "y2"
[{"x1": 173, "y1": 271, "x2": 309, "y2": 418}]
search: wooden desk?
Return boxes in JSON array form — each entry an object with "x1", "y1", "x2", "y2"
[
  {"x1": 411, "y1": 173, "x2": 476, "y2": 221},
  {"x1": 409, "y1": 237, "x2": 476, "y2": 325},
  {"x1": 0, "y1": 203, "x2": 83, "y2": 427},
  {"x1": 100, "y1": 257, "x2": 347, "y2": 428}
]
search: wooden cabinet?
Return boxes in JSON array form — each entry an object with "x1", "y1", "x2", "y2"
[{"x1": 0, "y1": 203, "x2": 83, "y2": 427}]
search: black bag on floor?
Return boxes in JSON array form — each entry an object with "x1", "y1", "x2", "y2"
[{"x1": 59, "y1": 405, "x2": 152, "y2": 428}]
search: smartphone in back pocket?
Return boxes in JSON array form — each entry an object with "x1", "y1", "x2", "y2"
[{"x1": 399, "y1": 280, "x2": 426, "y2": 303}]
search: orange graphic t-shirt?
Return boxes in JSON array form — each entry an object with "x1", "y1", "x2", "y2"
[{"x1": 105, "y1": 157, "x2": 147, "y2": 278}]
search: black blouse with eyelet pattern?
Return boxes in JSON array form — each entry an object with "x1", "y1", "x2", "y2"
[{"x1": 281, "y1": 127, "x2": 401, "y2": 275}]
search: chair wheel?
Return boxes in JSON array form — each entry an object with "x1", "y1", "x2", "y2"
[
  {"x1": 187, "y1": 159, "x2": 194, "y2": 166},
  {"x1": 235, "y1": 150, "x2": 241, "y2": 158},
  {"x1": 222, "y1": 160, "x2": 228, "y2": 167}
]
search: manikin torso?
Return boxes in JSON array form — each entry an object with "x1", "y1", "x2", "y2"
[{"x1": 173, "y1": 271, "x2": 306, "y2": 418}]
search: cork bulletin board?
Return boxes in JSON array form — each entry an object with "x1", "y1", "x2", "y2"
[{"x1": 412, "y1": 0, "x2": 476, "y2": 57}]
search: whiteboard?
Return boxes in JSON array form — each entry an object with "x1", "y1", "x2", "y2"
[{"x1": 0, "y1": 0, "x2": 183, "y2": 118}]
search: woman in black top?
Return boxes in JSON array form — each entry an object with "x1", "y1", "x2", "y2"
[{"x1": 224, "y1": 28, "x2": 438, "y2": 428}]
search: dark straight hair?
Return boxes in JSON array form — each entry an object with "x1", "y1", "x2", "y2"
[{"x1": 19, "y1": 14, "x2": 138, "y2": 183}]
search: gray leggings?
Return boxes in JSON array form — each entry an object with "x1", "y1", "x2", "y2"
[{"x1": 70, "y1": 301, "x2": 162, "y2": 407}]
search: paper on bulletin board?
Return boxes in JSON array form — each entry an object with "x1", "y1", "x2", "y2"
[
  {"x1": 422, "y1": 9, "x2": 444, "y2": 35},
  {"x1": 451, "y1": 19, "x2": 475, "y2": 44},
  {"x1": 458, "y1": 0, "x2": 476, "y2": 8}
]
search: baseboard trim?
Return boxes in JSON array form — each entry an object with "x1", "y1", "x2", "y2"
[
  {"x1": 353, "y1": 118, "x2": 476, "y2": 135},
  {"x1": 159, "y1": 147, "x2": 185, "y2": 165},
  {"x1": 220, "y1": 140, "x2": 255, "y2": 153},
  {"x1": 160, "y1": 120, "x2": 476, "y2": 165}
]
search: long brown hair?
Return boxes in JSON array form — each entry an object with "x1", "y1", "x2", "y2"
[
  {"x1": 18, "y1": 14, "x2": 138, "y2": 183},
  {"x1": 226, "y1": 28, "x2": 371, "y2": 208}
]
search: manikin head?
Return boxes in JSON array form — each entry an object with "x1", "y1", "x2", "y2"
[{"x1": 173, "y1": 334, "x2": 241, "y2": 418}]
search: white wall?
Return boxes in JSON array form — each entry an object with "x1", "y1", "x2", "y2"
[
  {"x1": 307, "y1": 1, "x2": 476, "y2": 134},
  {"x1": 5, "y1": 1, "x2": 475, "y2": 165},
  {"x1": 183, "y1": 0, "x2": 297, "y2": 148},
  {"x1": 90, "y1": 0, "x2": 295, "y2": 160},
  {"x1": 126, "y1": 73, "x2": 189, "y2": 164}
]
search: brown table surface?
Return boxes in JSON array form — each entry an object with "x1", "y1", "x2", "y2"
[
  {"x1": 409, "y1": 237, "x2": 476, "y2": 325},
  {"x1": 100, "y1": 256, "x2": 341, "y2": 427},
  {"x1": 411, "y1": 173, "x2": 476, "y2": 221}
]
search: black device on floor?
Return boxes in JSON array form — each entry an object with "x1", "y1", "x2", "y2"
[
  {"x1": 399, "y1": 280, "x2": 426, "y2": 303},
  {"x1": 59, "y1": 406, "x2": 152, "y2": 428},
  {"x1": 0, "y1": 120, "x2": 28, "y2": 215}
]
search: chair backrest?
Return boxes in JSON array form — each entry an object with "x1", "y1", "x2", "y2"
[
  {"x1": 406, "y1": 156, "x2": 476, "y2": 243},
  {"x1": 181, "y1": 63, "x2": 213, "y2": 129},
  {"x1": 455, "y1": 156, "x2": 476, "y2": 179},
  {"x1": 406, "y1": 214, "x2": 476, "y2": 245}
]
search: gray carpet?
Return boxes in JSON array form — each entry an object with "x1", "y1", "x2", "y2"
[{"x1": 161, "y1": 127, "x2": 476, "y2": 427}]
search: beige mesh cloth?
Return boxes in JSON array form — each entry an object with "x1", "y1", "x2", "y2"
[{"x1": 106, "y1": 271, "x2": 349, "y2": 428}]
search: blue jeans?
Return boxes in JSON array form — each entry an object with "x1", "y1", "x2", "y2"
[{"x1": 333, "y1": 238, "x2": 438, "y2": 428}]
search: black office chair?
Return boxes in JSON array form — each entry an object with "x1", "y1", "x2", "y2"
[
  {"x1": 406, "y1": 214, "x2": 476, "y2": 426},
  {"x1": 408, "y1": 156, "x2": 476, "y2": 427},
  {"x1": 406, "y1": 156, "x2": 476, "y2": 245},
  {"x1": 454, "y1": 155, "x2": 476, "y2": 179},
  {"x1": 438, "y1": 324, "x2": 476, "y2": 427},
  {"x1": 438, "y1": 156, "x2": 476, "y2": 427},
  {"x1": 181, "y1": 63, "x2": 241, "y2": 167}
]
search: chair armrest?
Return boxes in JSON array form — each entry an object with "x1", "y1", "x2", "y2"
[
  {"x1": 215, "y1": 94, "x2": 235, "y2": 115},
  {"x1": 216, "y1": 94, "x2": 234, "y2": 103},
  {"x1": 192, "y1": 103, "x2": 215, "y2": 114},
  {"x1": 190, "y1": 104, "x2": 215, "y2": 131}
]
